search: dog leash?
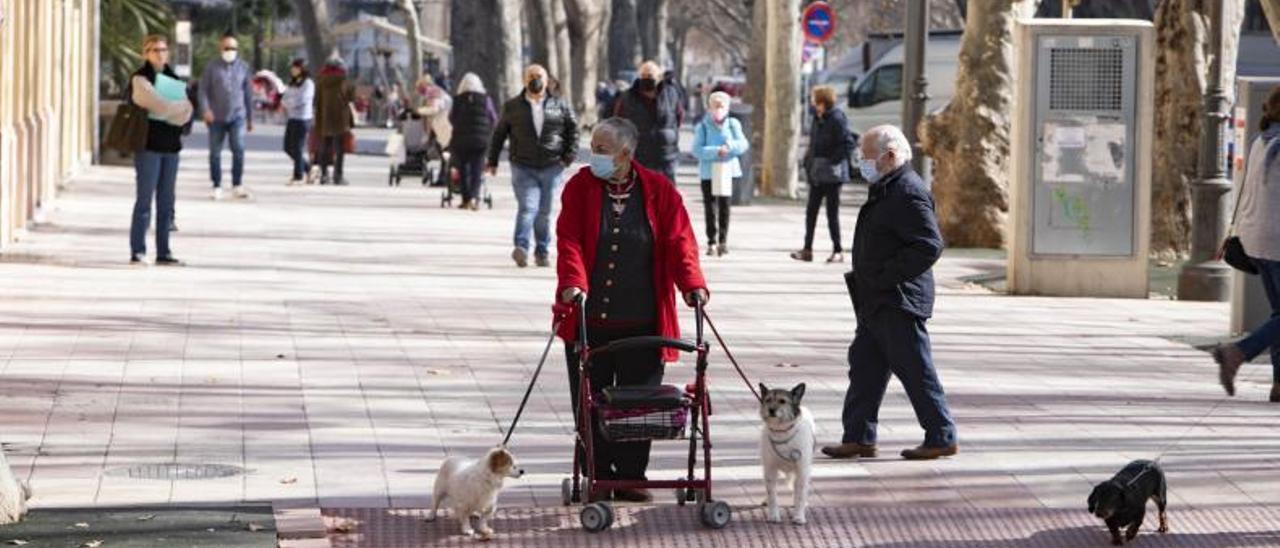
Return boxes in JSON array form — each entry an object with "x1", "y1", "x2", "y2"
[
  {"x1": 500, "y1": 320, "x2": 561, "y2": 447},
  {"x1": 702, "y1": 310, "x2": 762, "y2": 403}
]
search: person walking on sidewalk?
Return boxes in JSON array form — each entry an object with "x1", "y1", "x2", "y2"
[
  {"x1": 281, "y1": 59, "x2": 315, "y2": 186},
  {"x1": 129, "y1": 35, "x2": 193, "y2": 266},
  {"x1": 554, "y1": 118, "x2": 708, "y2": 502},
  {"x1": 487, "y1": 64, "x2": 579, "y2": 268},
  {"x1": 416, "y1": 74, "x2": 453, "y2": 187},
  {"x1": 792, "y1": 86, "x2": 857, "y2": 263},
  {"x1": 822, "y1": 125, "x2": 957, "y2": 462},
  {"x1": 198, "y1": 32, "x2": 254, "y2": 200},
  {"x1": 612, "y1": 61, "x2": 684, "y2": 183},
  {"x1": 692, "y1": 91, "x2": 748, "y2": 257},
  {"x1": 448, "y1": 73, "x2": 497, "y2": 210},
  {"x1": 1216, "y1": 87, "x2": 1280, "y2": 403},
  {"x1": 313, "y1": 55, "x2": 355, "y2": 186}
]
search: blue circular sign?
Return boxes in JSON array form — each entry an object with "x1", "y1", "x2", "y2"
[{"x1": 802, "y1": 2, "x2": 837, "y2": 44}]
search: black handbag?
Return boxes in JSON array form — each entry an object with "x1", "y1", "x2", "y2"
[
  {"x1": 105, "y1": 89, "x2": 149, "y2": 154},
  {"x1": 1221, "y1": 175, "x2": 1258, "y2": 275},
  {"x1": 810, "y1": 157, "x2": 849, "y2": 185}
]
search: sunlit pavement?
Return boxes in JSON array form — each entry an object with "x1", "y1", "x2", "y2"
[{"x1": 1, "y1": 124, "x2": 1274, "y2": 546}]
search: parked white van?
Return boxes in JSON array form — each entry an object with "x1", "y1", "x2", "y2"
[{"x1": 842, "y1": 35, "x2": 962, "y2": 135}]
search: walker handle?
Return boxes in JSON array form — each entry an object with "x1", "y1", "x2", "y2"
[{"x1": 587, "y1": 336, "x2": 698, "y2": 358}]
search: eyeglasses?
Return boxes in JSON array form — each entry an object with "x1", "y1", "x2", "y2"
[{"x1": 222, "y1": 47, "x2": 238, "y2": 52}]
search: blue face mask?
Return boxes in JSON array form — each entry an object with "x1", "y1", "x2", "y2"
[
  {"x1": 859, "y1": 158, "x2": 880, "y2": 183},
  {"x1": 589, "y1": 153, "x2": 616, "y2": 179}
]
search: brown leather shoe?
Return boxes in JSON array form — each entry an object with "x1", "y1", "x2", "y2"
[
  {"x1": 1213, "y1": 345, "x2": 1245, "y2": 396},
  {"x1": 611, "y1": 488, "x2": 653, "y2": 503},
  {"x1": 820, "y1": 443, "x2": 878, "y2": 459},
  {"x1": 901, "y1": 444, "x2": 958, "y2": 460}
]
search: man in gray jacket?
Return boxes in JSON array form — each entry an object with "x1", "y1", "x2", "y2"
[{"x1": 198, "y1": 33, "x2": 254, "y2": 200}]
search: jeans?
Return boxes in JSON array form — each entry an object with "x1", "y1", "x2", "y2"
[
  {"x1": 130, "y1": 151, "x2": 179, "y2": 257},
  {"x1": 319, "y1": 135, "x2": 345, "y2": 181},
  {"x1": 565, "y1": 323, "x2": 663, "y2": 480},
  {"x1": 454, "y1": 148, "x2": 486, "y2": 203},
  {"x1": 1237, "y1": 257, "x2": 1280, "y2": 382},
  {"x1": 511, "y1": 163, "x2": 564, "y2": 256},
  {"x1": 842, "y1": 307, "x2": 957, "y2": 448},
  {"x1": 284, "y1": 119, "x2": 311, "y2": 180},
  {"x1": 804, "y1": 183, "x2": 843, "y2": 252},
  {"x1": 699, "y1": 179, "x2": 732, "y2": 245},
  {"x1": 208, "y1": 117, "x2": 246, "y2": 188}
]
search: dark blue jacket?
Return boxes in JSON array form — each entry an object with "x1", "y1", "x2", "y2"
[{"x1": 850, "y1": 164, "x2": 943, "y2": 320}]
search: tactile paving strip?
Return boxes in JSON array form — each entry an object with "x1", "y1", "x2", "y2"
[{"x1": 323, "y1": 505, "x2": 1280, "y2": 547}]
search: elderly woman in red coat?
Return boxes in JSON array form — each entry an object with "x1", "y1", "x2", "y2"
[{"x1": 555, "y1": 117, "x2": 708, "y2": 503}]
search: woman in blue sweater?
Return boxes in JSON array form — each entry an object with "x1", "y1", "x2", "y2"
[{"x1": 692, "y1": 91, "x2": 749, "y2": 257}]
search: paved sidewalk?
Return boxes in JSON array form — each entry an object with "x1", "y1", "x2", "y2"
[{"x1": 0, "y1": 127, "x2": 1275, "y2": 545}]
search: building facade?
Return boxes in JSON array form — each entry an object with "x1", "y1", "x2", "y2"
[{"x1": 0, "y1": 0, "x2": 99, "y2": 249}]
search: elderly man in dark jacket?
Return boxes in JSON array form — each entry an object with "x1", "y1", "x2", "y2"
[
  {"x1": 487, "y1": 64, "x2": 579, "y2": 268},
  {"x1": 821, "y1": 124, "x2": 957, "y2": 461},
  {"x1": 613, "y1": 61, "x2": 683, "y2": 182}
]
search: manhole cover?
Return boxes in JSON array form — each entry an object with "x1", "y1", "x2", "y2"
[{"x1": 105, "y1": 463, "x2": 245, "y2": 480}]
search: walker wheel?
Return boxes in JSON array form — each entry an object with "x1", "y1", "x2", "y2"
[
  {"x1": 699, "y1": 500, "x2": 731, "y2": 529},
  {"x1": 561, "y1": 478, "x2": 575, "y2": 506},
  {"x1": 580, "y1": 502, "x2": 614, "y2": 532},
  {"x1": 675, "y1": 488, "x2": 686, "y2": 506}
]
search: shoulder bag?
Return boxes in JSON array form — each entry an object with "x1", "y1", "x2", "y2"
[
  {"x1": 1219, "y1": 170, "x2": 1258, "y2": 275},
  {"x1": 105, "y1": 84, "x2": 149, "y2": 154}
]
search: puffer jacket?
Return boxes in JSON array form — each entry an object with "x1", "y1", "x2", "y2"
[{"x1": 487, "y1": 93, "x2": 579, "y2": 169}]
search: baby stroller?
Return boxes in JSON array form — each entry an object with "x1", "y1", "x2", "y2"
[
  {"x1": 387, "y1": 111, "x2": 447, "y2": 187},
  {"x1": 439, "y1": 157, "x2": 494, "y2": 209},
  {"x1": 561, "y1": 296, "x2": 732, "y2": 532}
]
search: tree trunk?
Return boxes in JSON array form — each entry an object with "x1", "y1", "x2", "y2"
[
  {"x1": 636, "y1": 0, "x2": 669, "y2": 66},
  {"x1": 609, "y1": 0, "x2": 640, "y2": 80},
  {"x1": 1151, "y1": 0, "x2": 1244, "y2": 259},
  {"x1": 291, "y1": 0, "x2": 335, "y2": 71},
  {"x1": 668, "y1": 22, "x2": 690, "y2": 82},
  {"x1": 452, "y1": 0, "x2": 525, "y2": 103},
  {"x1": 553, "y1": 0, "x2": 574, "y2": 103},
  {"x1": 746, "y1": 0, "x2": 768, "y2": 192},
  {"x1": 919, "y1": 0, "x2": 1037, "y2": 249},
  {"x1": 763, "y1": 0, "x2": 801, "y2": 198},
  {"x1": 563, "y1": 0, "x2": 609, "y2": 127},
  {"x1": 398, "y1": 0, "x2": 424, "y2": 105},
  {"x1": 0, "y1": 449, "x2": 29, "y2": 525}
]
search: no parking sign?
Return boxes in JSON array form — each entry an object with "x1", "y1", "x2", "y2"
[{"x1": 801, "y1": 1, "x2": 837, "y2": 44}]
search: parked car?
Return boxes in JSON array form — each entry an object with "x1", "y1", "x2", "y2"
[{"x1": 842, "y1": 34, "x2": 961, "y2": 135}]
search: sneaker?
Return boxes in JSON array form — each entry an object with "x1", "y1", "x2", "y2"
[
  {"x1": 233, "y1": 186, "x2": 252, "y2": 199},
  {"x1": 535, "y1": 254, "x2": 551, "y2": 268},
  {"x1": 826, "y1": 252, "x2": 845, "y2": 263},
  {"x1": 307, "y1": 166, "x2": 321, "y2": 184},
  {"x1": 512, "y1": 248, "x2": 528, "y2": 268},
  {"x1": 210, "y1": 188, "x2": 223, "y2": 201},
  {"x1": 169, "y1": 223, "x2": 179, "y2": 233},
  {"x1": 154, "y1": 255, "x2": 183, "y2": 267},
  {"x1": 1213, "y1": 344, "x2": 1245, "y2": 396},
  {"x1": 129, "y1": 253, "x2": 146, "y2": 265},
  {"x1": 470, "y1": 200, "x2": 480, "y2": 211},
  {"x1": 707, "y1": 246, "x2": 717, "y2": 257},
  {"x1": 717, "y1": 243, "x2": 728, "y2": 256},
  {"x1": 790, "y1": 249, "x2": 813, "y2": 262}
]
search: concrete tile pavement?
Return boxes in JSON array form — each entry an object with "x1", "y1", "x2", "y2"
[{"x1": 0, "y1": 124, "x2": 1274, "y2": 545}]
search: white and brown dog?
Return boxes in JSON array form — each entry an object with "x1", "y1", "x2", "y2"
[
  {"x1": 0, "y1": 447, "x2": 31, "y2": 524},
  {"x1": 759, "y1": 383, "x2": 814, "y2": 525},
  {"x1": 427, "y1": 446, "x2": 524, "y2": 541}
]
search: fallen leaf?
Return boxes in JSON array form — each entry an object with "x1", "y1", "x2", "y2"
[
  {"x1": 246, "y1": 522, "x2": 265, "y2": 532},
  {"x1": 8, "y1": 540, "x2": 29, "y2": 546},
  {"x1": 330, "y1": 518, "x2": 358, "y2": 533},
  {"x1": 279, "y1": 476, "x2": 298, "y2": 485},
  {"x1": 135, "y1": 514, "x2": 156, "y2": 522},
  {"x1": 73, "y1": 523, "x2": 90, "y2": 529},
  {"x1": 81, "y1": 541, "x2": 103, "y2": 548},
  {"x1": 276, "y1": 354, "x2": 286, "y2": 359},
  {"x1": 425, "y1": 369, "x2": 450, "y2": 376}
]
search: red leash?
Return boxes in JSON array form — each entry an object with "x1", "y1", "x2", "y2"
[{"x1": 702, "y1": 310, "x2": 762, "y2": 403}]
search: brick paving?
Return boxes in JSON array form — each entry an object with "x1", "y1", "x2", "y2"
[{"x1": 0, "y1": 125, "x2": 1276, "y2": 546}]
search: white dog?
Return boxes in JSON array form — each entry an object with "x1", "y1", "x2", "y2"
[
  {"x1": 0, "y1": 447, "x2": 31, "y2": 524},
  {"x1": 759, "y1": 383, "x2": 814, "y2": 525},
  {"x1": 427, "y1": 446, "x2": 524, "y2": 541}
]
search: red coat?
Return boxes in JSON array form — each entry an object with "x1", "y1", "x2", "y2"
[{"x1": 554, "y1": 161, "x2": 707, "y2": 362}]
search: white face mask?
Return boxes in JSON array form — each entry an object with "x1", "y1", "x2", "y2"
[
  {"x1": 221, "y1": 49, "x2": 238, "y2": 63},
  {"x1": 711, "y1": 106, "x2": 729, "y2": 122}
]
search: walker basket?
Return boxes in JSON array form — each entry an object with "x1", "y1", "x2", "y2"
[{"x1": 598, "y1": 405, "x2": 688, "y2": 442}]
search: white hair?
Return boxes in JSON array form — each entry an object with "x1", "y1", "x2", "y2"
[
  {"x1": 865, "y1": 124, "x2": 912, "y2": 167},
  {"x1": 456, "y1": 72, "x2": 486, "y2": 95},
  {"x1": 593, "y1": 117, "x2": 638, "y2": 154},
  {"x1": 707, "y1": 91, "x2": 732, "y2": 109}
]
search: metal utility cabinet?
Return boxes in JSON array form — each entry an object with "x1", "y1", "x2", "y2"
[{"x1": 1009, "y1": 20, "x2": 1155, "y2": 298}]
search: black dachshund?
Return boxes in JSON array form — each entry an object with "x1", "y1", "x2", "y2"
[{"x1": 1087, "y1": 460, "x2": 1169, "y2": 545}]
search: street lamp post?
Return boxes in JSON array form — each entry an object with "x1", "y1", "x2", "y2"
[
  {"x1": 902, "y1": 0, "x2": 929, "y2": 178},
  {"x1": 1177, "y1": 0, "x2": 1233, "y2": 302}
]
